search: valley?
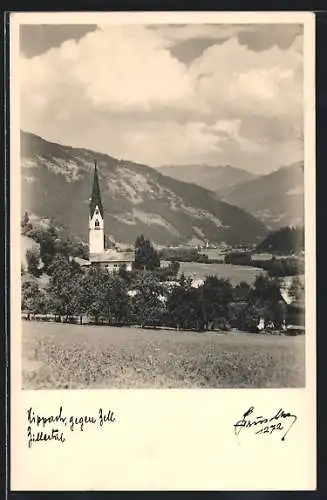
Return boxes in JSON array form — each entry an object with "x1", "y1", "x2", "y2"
[{"x1": 21, "y1": 130, "x2": 267, "y2": 246}]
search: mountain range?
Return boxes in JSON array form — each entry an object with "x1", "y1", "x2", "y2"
[
  {"x1": 216, "y1": 162, "x2": 304, "y2": 231},
  {"x1": 157, "y1": 164, "x2": 257, "y2": 192},
  {"x1": 20, "y1": 131, "x2": 267, "y2": 246},
  {"x1": 256, "y1": 226, "x2": 304, "y2": 255}
]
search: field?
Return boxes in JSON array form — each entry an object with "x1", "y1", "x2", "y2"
[
  {"x1": 22, "y1": 321, "x2": 305, "y2": 389},
  {"x1": 177, "y1": 261, "x2": 265, "y2": 285}
]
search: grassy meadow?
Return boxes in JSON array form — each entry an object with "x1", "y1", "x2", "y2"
[{"x1": 22, "y1": 321, "x2": 305, "y2": 389}]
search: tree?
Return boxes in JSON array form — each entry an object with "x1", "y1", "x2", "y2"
[
  {"x1": 118, "y1": 263, "x2": 131, "y2": 284},
  {"x1": 25, "y1": 222, "x2": 59, "y2": 271},
  {"x1": 201, "y1": 276, "x2": 233, "y2": 330},
  {"x1": 263, "y1": 300, "x2": 286, "y2": 330},
  {"x1": 134, "y1": 235, "x2": 160, "y2": 271},
  {"x1": 101, "y1": 274, "x2": 130, "y2": 325},
  {"x1": 249, "y1": 275, "x2": 286, "y2": 331},
  {"x1": 21, "y1": 211, "x2": 33, "y2": 234},
  {"x1": 232, "y1": 302, "x2": 263, "y2": 333},
  {"x1": 166, "y1": 274, "x2": 203, "y2": 331},
  {"x1": 288, "y1": 276, "x2": 305, "y2": 302},
  {"x1": 250, "y1": 275, "x2": 282, "y2": 304},
  {"x1": 47, "y1": 255, "x2": 84, "y2": 322},
  {"x1": 54, "y1": 237, "x2": 70, "y2": 257},
  {"x1": 26, "y1": 246, "x2": 42, "y2": 277},
  {"x1": 130, "y1": 271, "x2": 165, "y2": 327},
  {"x1": 38, "y1": 231, "x2": 57, "y2": 271},
  {"x1": 169, "y1": 260, "x2": 180, "y2": 278},
  {"x1": 79, "y1": 268, "x2": 130, "y2": 326},
  {"x1": 75, "y1": 242, "x2": 89, "y2": 260},
  {"x1": 159, "y1": 247, "x2": 205, "y2": 263},
  {"x1": 233, "y1": 281, "x2": 251, "y2": 302},
  {"x1": 161, "y1": 260, "x2": 180, "y2": 280},
  {"x1": 79, "y1": 266, "x2": 109, "y2": 324},
  {"x1": 21, "y1": 211, "x2": 31, "y2": 231},
  {"x1": 154, "y1": 260, "x2": 180, "y2": 282},
  {"x1": 21, "y1": 276, "x2": 48, "y2": 319}
]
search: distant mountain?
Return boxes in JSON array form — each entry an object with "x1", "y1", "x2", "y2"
[
  {"x1": 158, "y1": 164, "x2": 257, "y2": 192},
  {"x1": 20, "y1": 131, "x2": 268, "y2": 247},
  {"x1": 216, "y1": 162, "x2": 304, "y2": 231},
  {"x1": 256, "y1": 226, "x2": 304, "y2": 255}
]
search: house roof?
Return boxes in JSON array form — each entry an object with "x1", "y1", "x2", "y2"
[
  {"x1": 280, "y1": 288, "x2": 293, "y2": 305},
  {"x1": 90, "y1": 161, "x2": 104, "y2": 219},
  {"x1": 280, "y1": 275, "x2": 305, "y2": 305},
  {"x1": 90, "y1": 250, "x2": 135, "y2": 263},
  {"x1": 70, "y1": 256, "x2": 91, "y2": 266}
]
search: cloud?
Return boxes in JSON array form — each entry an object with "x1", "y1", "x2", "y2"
[
  {"x1": 190, "y1": 35, "x2": 302, "y2": 118},
  {"x1": 21, "y1": 26, "x2": 197, "y2": 116},
  {"x1": 151, "y1": 24, "x2": 252, "y2": 44},
  {"x1": 152, "y1": 23, "x2": 302, "y2": 56},
  {"x1": 20, "y1": 24, "x2": 304, "y2": 173}
]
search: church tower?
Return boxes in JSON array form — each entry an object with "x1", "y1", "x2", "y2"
[{"x1": 89, "y1": 160, "x2": 105, "y2": 255}]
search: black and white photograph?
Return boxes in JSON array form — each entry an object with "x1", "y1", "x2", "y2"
[
  {"x1": 19, "y1": 19, "x2": 308, "y2": 390},
  {"x1": 9, "y1": 11, "x2": 316, "y2": 492}
]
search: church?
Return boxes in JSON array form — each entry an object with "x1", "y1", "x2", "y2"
[{"x1": 88, "y1": 161, "x2": 135, "y2": 272}]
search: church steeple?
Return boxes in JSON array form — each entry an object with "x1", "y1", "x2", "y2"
[
  {"x1": 90, "y1": 160, "x2": 104, "y2": 219},
  {"x1": 89, "y1": 160, "x2": 105, "y2": 255}
]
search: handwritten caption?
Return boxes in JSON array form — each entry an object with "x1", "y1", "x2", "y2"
[
  {"x1": 234, "y1": 406, "x2": 297, "y2": 441},
  {"x1": 27, "y1": 407, "x2": 116, "y2": 448}
]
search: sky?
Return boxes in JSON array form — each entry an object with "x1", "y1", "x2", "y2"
[{"x1": 20, "y1": 23, "x2": 304, "y2": 174}]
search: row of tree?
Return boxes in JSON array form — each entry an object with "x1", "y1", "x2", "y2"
[
  {"x1": 22, "y1": 254, "x2": 304, "y2": 333},
  {"x1": 224, "y1": 252, "x2": 304, "y2": 277},
  {"x1": 159, "y1": 247, "x2": 212, "y2": 264},
  {"x1": 251, "y1": 256, "x2": 304, "y2": 277}
]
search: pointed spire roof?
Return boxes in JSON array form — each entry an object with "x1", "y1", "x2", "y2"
[{"x1": 90, "y1": 160, "x2": 104, "y2": 218}]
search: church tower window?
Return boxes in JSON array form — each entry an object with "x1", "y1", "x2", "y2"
[{"x1": 95, "y1": 219, "x2": 100, "y2": 228}]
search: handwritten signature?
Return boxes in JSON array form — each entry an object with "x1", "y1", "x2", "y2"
[{"x1": 234, "y1": 406, "x2": 297, "y2": 441}]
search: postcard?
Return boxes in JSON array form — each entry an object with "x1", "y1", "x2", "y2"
[{"x1": 10, "y1": 11, "x2": 316, "y2": 491}]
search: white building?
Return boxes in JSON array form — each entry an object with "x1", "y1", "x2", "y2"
[{"x1": 88, "y1": 161, "x2": 134, "y2": 271}]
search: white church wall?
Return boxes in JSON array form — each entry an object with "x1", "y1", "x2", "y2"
[{"x1": 89, "y1": 204, "x2": 104, "y2": 254}]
